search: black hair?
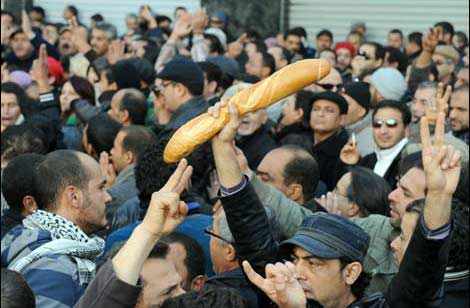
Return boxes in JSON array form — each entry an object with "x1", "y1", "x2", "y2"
[
  {"x1": 434, "y1": 21, "x2": 455, "y2": 37},
  {"x1": 347, "y1": 166, "x2": 391, "y2": 216},
  {"x1": 294, "y1": 90, "x2": 315, "y2": 128},
  {"x1": 161, "y1": 285, "x2": 247, "y2": 308},
  {"x1": 198, "y1": 61, "x2": 223, "y2": 89},
  {"x1": 148, "y1": 241, "x2": 170, "y2": 259},
  {"x1": 161, "y1": 232, "x2": 206, "y2": 288},
  {"x1": 384, "y1": 46, "x2": 409, "y2": 75},
  {"x1": 65, "y1": 5, "x2": 79, "y2": 17},
  {"x1": 120, "y1": 125, "x2": 155, "y2": 161},
  {"x1": 399, "y1": 151, "x2": 423, "y2": 177},
  {"x1": 135, "y1": 133, "x2": 213, "y2": 207},
  {"x1": 372, "y1": 99, "x2": 412, "y2": 126},
  {"x1": 34, "y1": 150, "x2": 89, "y2": 210},
  {"x1": 1, "y1": 124, "x2": 48, "y2": 163},
  {"x1": 389, "y1": 29, "x2": 403, "y2": 39},
  {"x1": 86, "y1": 113, "x2": 122, "y2": 156},
  {"x1": 250, "y1": 39, "x2": 267, "y2": 54},
  {"x1": 316, "y1": 29, "x2": 333, "y2": 41},
  {"x1": 119, "y1": 89, "x2": 148, "y2": 125},
  {"x1": 91, "y1": 13, "x2": 104, "y2": 23},
  {"x1": 203, "y1": 33, "x2": 224, "y2": 55},
  {"x1": 281, "y1": 145, "x2": 319, "y2": 202},
  {"x1": 2, "y1": 153, "x2": 45, "y2": 213},
  {"x1": 339, "y1": 258, "x2": 371, "y2": 300},
  {"x1": 1, "y1": 268, "x2": 35, "y2": 308},
  {"x1": 245, "y1": 29, "x2": 261, "y2": 42},
  {"x1": 363, "y1": 42, "x2": 386, "y2": 61},
  {"x1": 156, "y1": 15, "x2": 172, "y2": 24},
  {"x1": 287, "y1": 27, "x2": 307, "y2": 39},
  {"x1": 277, "y1": 46, "x2": 293, "y2": 63},
  {"x1": 1, "y1": 10, "x2": 16, "y2": 23},
  {"x1": 261, "y1": 52, "x2": 276, "y2": 75},
  {"x1": 238, "y1": 74, "x2": 261, "y2": 84},
  {"x1": 68, "y1": 75, "x2": 96, "y2": 106},
  {"x1": 454, "y1": 31, "x2": 468, "y2": 48},
  {"x1": 1, "y1": 81, "x2": 29, "y2": 112},
  {"x1": 31, "y1": 6, "x2": 46, "y2": 19},
  {"x1": 407, "y1": 32, "x2": 423, "y2": 48}
]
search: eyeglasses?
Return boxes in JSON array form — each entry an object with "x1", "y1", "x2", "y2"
[
  {"x1": 315, "y1": 83, "x2": 342, "y2": 91},
  {"x1": 204, "y1": 227, "x2": 234, "y2": 244},
  {"x1": 357, "y1": 51, "x2": 371, "y2": 60},
  {"x1": 372, "y1": 118, "x2": 400, "y2": 128}
]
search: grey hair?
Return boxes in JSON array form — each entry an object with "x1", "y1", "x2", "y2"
[
  {"x1": 217, "y1": 211, "x2": 234, "y2": 245},
  {"x1": 95, "y1": 22, "x2": 117, "y2": 40}
]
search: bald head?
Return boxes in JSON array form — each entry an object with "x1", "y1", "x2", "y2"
[
  {"x1": 257, "y1": 145, "x2": 319, "y2": 203},
  {"x1": 34, "y1": 150, "x2": 96, "y2": 210}
]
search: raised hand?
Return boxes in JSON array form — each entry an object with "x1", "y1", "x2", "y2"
[
  {"x1": 340, "y1": 136, "x2": 360, "y2": 165},
  {"x1": 191, "y1": 9, "x2": 208, "y2": 35},
  {"x1": 422, "y1": 28, "x2": 439, "y2": 53},
  {"x1": 209, "y1": 100, "x2": 240, "y2": 144},
  {"x1": 316, "y1": 192, "x2": 343, "y2": 216},
  {"x1": 21, "y1": 10, "x2": 33, "y2": 38},
  {"x1": 30, "y1": 44, "x2": 51, "y2": 93},
  {"x1": 435, "y1": 82, "x2": 452, "y2": 114},
  {"x1": 70, "y1": 17, "x2": 91, "y2": 53},
  {"x1": 170, "y1": 12, "x2": 192, "y2": 40},
  {"x1": 142, "y1": 159, "x2": 193, "y2": 236},
  {"x1": 107, "y1": 40, "x2": 126, "y2": 65},
  {"x1": 99, "y1": 151, "x2": 117, "y2": 188},
  {"x1": 1, "y1": 63, "x2": 10, "y2": 83},
  {"x1": 243, "y1": 261, "x2": 307, "y2": 308},
  {"x1": 420, "y1": 112, "x2": 461, "y2": 195}
]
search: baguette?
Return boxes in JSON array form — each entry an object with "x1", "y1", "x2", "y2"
[{"x1": 164, "y1": 59, "x2": 331, "y2": 163}]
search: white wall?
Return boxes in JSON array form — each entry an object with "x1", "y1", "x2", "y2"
[
  {"x1": 36, "y1": 0, "x2": 200, "y2": 35},
  {"x1": 289, "y1": 0, "x2": 469, "y2": 45}
]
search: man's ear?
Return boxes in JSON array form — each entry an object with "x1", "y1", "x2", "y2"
[
  {"x1": 347, "y1": 203, "x2": 361, "y2": 218},
  {"x1": 342, "y1": 261, "x2": 363, "y2": 286},
  {"x1": 125, "y1": 150, "x2": 135, "y2": 164},
  {"x1": 121, "y1": 109, "x2": 130, "y2": 125},
  {"x1": 225, "y1": 244, "x2": 237, "y2": 262},
  {"x1": 339, "y1": 114, "x2": 347, "y2": 126},
  {"x1": 208, "y1": 80, "x2": 218, "y2": 95},
  {"x1": 293, "y1": 108, "x2": 304, "y2": 122},
  {"x1": 190, "y1": 275, "x2": 207, "y2": 292},
  {"x1": 64, "y1": 186, "x2": 83, "y2": 210},
  {"x1": 22, "y1": 196, "x2": 38, "y2": 215},
  {"x1": 287, "y1": 183, "x2": 303, "y2": 203}
]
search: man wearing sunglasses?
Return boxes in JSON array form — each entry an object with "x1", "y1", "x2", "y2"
[
  {"x1": 153, "y1": 58, "x2": 208, "y2": 138},
  {"x1": 351, "y1": 42, "x2": 385, "y2": 80},
  {"x1": 341, "y1": 100, "x2": 411, "y2": 189}
]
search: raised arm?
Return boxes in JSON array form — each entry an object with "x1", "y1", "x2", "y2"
[{"x1": 210, "y1": 101, "x2": 279, "y2": 273}]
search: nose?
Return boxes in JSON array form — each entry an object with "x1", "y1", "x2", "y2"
[
  {"x1": 104, "y1": 191, "x2": 112, "y2": 204},
  {"x1": 388, "y1": 188, "x2": 398, "y2": 203}
]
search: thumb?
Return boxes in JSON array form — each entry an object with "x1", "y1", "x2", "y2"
[{"x1": 242, "y1": 261, "x2": 264, "y2": 287}]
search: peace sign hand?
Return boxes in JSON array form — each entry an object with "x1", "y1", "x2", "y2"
[
  {"x1": 141, "y1": 159, "x2": 193, "y2": 236},
  {"x1": 420, "y1": 112, "x2": 461, "y2": 195}
]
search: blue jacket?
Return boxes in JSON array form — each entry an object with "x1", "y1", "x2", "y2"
[
  {"x1": 105, "y1": 213, "x2": 214, "y2": 276},
  {"x1": 1, "y1": 226, "x2": 89, "y2": 308}
]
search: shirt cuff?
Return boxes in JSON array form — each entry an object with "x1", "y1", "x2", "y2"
[
  {"x1": 220, "y1": 176, "x2": 248, "y2": 197},
  {"x1": 419, "y1": 215, "x2": 451, "y2": 240}
]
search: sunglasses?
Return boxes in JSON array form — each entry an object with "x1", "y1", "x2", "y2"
[
  {"x1": 315, "y1": 83, "x2": 342, "y2": 91},
  {"x1": 372, "y1": 118, "x2": 400, "y2": 128},
  {"x1": 204, "y1": 227, "x2": 234, "y2": 244},
  {"x1": 357, "y1": 51, "x2": 371, "y2": 60}
]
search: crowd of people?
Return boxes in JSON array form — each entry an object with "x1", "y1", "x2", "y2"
[{"x1": 0, "y1": 3, "x2": 469, "y2": 308}]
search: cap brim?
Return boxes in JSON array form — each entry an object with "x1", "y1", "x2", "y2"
[{"x1": 280, "y1": 234, "x2": 342, "y2": 259}]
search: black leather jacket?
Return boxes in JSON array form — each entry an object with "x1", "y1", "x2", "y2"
[{"x1": 220, "y1": 183, "x2": 451, "y2": 308}]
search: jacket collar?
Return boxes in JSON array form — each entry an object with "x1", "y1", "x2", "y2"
[
  {"x1": 115, "y1": 164, "x2": 135, "y2": 185},
  {"x1": 313, "y1": 128, "x2": 349, "y2": 156},
  {"x1": 167, "y1": 96, "x2": 208, "y2": 130}
]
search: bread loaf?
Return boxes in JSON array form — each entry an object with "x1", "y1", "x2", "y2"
[{"x1": 164, "y1": 59, "x2": 331, "y2": 163}]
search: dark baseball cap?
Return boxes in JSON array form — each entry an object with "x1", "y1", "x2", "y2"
[
  {"x1": 280, "y1": 213, "x2": 370, "y2": 262},
  {"x1": 156, "y1": 57, "x2": 204, "y2": 96},
  {"x1": 311, "y1": 91, "x2": 349, "y2": 115}
]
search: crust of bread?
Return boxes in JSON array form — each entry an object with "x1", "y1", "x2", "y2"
[{"x1": 164, "y1": 59, "x2": 331, "y2": 163}]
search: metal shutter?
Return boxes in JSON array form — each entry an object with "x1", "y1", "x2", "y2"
[
  {"x1": 35, "y1": 0, "x2": 201, "y2": 35},
  {"x1": 288, "y1": 0, "x2": 469, "y2": 45}
]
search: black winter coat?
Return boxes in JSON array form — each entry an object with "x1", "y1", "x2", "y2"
[{"x1": 220, "y1": 183, "x2": 451, "y2": 308}]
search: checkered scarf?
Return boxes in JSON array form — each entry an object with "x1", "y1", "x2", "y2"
[{"x1": 16, "y1": 210, "x2": 105, "y2": 286}]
